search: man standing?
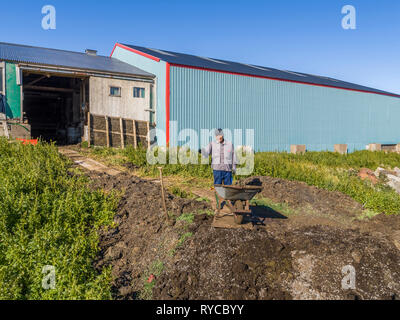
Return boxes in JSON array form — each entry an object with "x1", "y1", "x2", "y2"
[{"x1": 202, "y1": 129, "x2": 237, "y2": 186}]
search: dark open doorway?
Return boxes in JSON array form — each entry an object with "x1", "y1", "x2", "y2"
[{"x1": 22, "y1": 71, "x2": 88, "y2": 145}]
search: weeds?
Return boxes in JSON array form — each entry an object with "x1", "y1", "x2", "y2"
[
  {"x1": 356, "y1": 209, "x2": 381, "y2": 221},
  {"x1": 0, "y1": 139, "x2": 118, "y2": 300},
  {"x1": 251, "y1": 198, "x2": 297, "y2": 216},
  {"x1": 169, "y1": 186, "x2": 193, "y2": 199},
  {"x1": 177, "y1": 232, "x2": 193, "y2": 248},
  {"x1": 176, "y1": 213, "x2": 195, "y2": 224},
  {"x1": 195, "y1": 197, "x2": 211, "y2": 203},
  {"x1": 139, "y1": 260, "x2": 164, "y2": 300}
]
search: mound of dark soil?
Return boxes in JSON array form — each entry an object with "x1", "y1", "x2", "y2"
[
  {"x1": 244, "y1": 176, "x2": 363, "y2": 216},
  {"x1": 153, "y1": 225, "x2": 292, "y2": 300},
  {"x1": 92, "y1": 172, "x2": 211, "y2": 299},
  {"x1": 93, "y1": 172, "x2": 400, "y2": 300},
  {"x1": 154, "y1": 223, "x2": 400, "y2": 300}
]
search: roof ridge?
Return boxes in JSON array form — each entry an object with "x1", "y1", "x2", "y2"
[
  {"x1": 0, "y1": 42, "x2": 154, "y2": 78},
  {"x1": 121, "y1": 43, "x2": 400, "y2": 97},
  {"x1": 0, "y1": 41, "x2": 110, "y2": 59},
  {"x1": 123, "y1": 43, "x2": 349, "y2": 81}
]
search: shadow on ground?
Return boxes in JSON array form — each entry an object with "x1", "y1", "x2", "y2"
[{"x1": 242, "y1": 205, "x2": 288, "y2": 226}]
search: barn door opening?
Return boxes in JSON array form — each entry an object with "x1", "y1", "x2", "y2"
[{"x1": 22, "y1": 71, "x2": 89, "y2": 145}]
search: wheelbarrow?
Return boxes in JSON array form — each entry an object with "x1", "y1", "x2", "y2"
[{"x1": 214, "y1": 184, "x2": 263, "y2": 225}]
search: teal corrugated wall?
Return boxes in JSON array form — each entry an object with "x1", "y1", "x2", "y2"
[{"x1": 170, "y1": 66, "x2": 400, "y2": 152}]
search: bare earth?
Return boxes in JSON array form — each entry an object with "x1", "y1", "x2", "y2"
[{"x1": 61, "y1": 150, "x2": 400, "y2": 300}]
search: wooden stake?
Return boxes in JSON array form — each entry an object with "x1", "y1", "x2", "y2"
[
  {"x1": 105, "y1": 116, "x2": 110, "y2": 147},
  {"x1": 158, "y1": 167, "x2": 168, "y2": 221},
  {"x1": 87, "y1": 112, "x2": 91, "y2": 147},
  {"x1": 133, "y1": 120, "x2": 137, "y2": 149},
  {"x1": 119, "y1": 117, "x2": 125, "y2": 149},
  {"x1": 147, "y1": 121, "x2": 151, "y2": 149}
]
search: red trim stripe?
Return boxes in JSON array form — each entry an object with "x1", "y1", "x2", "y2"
[
  {"x1": 169, "y1": 63, "x2": 400, "y2": 98},
  {"x1": 166, "y1": 63, "x2": 171, "y2": 146},
  {"x1": 110, "y1": 43, "x2": 161, "y2": 62}
]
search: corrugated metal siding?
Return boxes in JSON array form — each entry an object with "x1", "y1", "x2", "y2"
[
  {"x1": 112, "y1": 46, "x2": 168, "y2": 146},
  {"x1": 5, "y1": 62, "x2": 21, "y2": 119},
  {"x1": 170, "y1": 66, "x2": 400, "y2": 152}
]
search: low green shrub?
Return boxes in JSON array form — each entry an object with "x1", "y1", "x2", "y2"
[{"x1": 0, "y1": 139, "x2": 119, "y2": 300}]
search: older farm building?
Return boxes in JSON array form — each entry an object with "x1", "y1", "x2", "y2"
[
  {"x1": 0, "y1": 42, "x2": 155, "y2": 147},
  {"x1": 111, "y1": 43, "x2": 400, "y2": 152}
]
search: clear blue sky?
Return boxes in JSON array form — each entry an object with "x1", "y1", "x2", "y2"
[{"x1": 1, "y1": 0, "x2": 399, "y2": 94}]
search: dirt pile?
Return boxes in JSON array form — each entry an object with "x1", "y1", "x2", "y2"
[
  {"x1": 154, "y1": 223, "x2": 400, "y2": 300},
  {"x1": 92, "y1": 172, "x2": 211, "y2": 299},
  {"x1": 244, "y1": 176, "x2": 363, "y2": 216},
  {"x1": 93, "y1": 172, "x2": 400, "y2": 300},
  {"x1": 282, "y1": 225, "x2": 400, "y2": 300},
  {"x1": 153, "y1": 225, "x2": 292, "y2": 300}
]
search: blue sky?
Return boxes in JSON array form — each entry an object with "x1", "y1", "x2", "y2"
[{"x1": 1, "y1": 0, "x2": 399, "y2": 93}]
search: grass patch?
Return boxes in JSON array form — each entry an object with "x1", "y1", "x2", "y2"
[
  {"x1": 197, "y1": 209, "x2": 215, "y2": 217},
  {"x1": 356, "y1": 209, "x2": 381, "y2": 221},
  {"x1": 176, "y1": 213, "x2": 195, "y2": 224},
  {"x1": 251, "y1": 197, "x2": 297, "y2": 216},
  {"x1": 177, "y1": 232, "x2": 193, "y2": 248},
  {"x1": 169, "y1": 186, "x2": 194, "y2": 199},
  {"x1": 139, "y1": 260, "x2": 164, "y2": 300},
  {"x1": 195, "y1": 197, "x2": 211, "y2": 203}
]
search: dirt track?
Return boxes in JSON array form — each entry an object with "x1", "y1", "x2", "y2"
[{"x1": 90, "y1": 171, "x2": 400, "y2": 300}]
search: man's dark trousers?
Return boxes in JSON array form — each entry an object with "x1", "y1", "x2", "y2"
[{"x1": 213, "y1": 170, "x2": 233, "y2": 186}]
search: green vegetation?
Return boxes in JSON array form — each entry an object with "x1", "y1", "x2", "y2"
[
  {"x1": 356, "y1": 209, "x2": 381, "y2": 221},
  {"x1": 197, "y1": 209, "x2": 215, "y2": 216},
  {"x1": 139, "y1": 260, "x2": 164, "y2": 300},
  {"x1": 195, "y1": 197, "x2": 211, "y2": 203},
  {"x1": 251, "y1": 198, "x2": 298, "y2": 216},
  {"x1": 169, "y1": 186, "x2": 194, "y2": 199},
  {"x1": 177, "y1": 232, "x2": 193, "y2": 248},
  {"x1": 176, "y1": 212, "x2": 195, "y2": 224},
  {"x1": 280, "y1": 150, "x2": 400, "y2": 170},
  {"x1": 0, "y1": 139, "x2": 119, "y2": 300},
  {"x1": 252, "y1": 151, "x2": 400, "y2": 215},
  {"x1": 168, "y1": 210, "x2": 208, "y2": 257}
]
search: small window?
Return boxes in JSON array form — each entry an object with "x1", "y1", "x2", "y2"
[
  {"x1": 109, "y1": 86, "x2": 121, "y2": 97},
  {"x1": 133, "y1": 87, "x2": 145, "y2": 98}
]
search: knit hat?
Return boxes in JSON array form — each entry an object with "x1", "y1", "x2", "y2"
[{"x1": 215, "y1": 129, "x2": 224, "y2": 137}]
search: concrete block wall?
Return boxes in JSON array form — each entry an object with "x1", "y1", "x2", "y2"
[
  {"x1": 334, "y1": 144, "x2": 348, "y2": 154},
  {"x1": 291, "y1": 145, "x2": 306, "y2": 154},
  {"x1": 368, "y1": 144, "x2": 382, "y2": 151}
]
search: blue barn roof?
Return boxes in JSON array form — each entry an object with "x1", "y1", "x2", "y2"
[
  {"x1": 121, "y1": 43, "x2": 400, "y2": 98},
  {"x1": 0, "y1": 42, "x2": 154, "y2": 78}
]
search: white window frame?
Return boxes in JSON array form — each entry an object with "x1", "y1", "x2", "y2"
[
  {"x1": 133, "y1": 87, "x2": 145, "y2": 99},
  {"x1": 109, "y1": 86, "x2": 121, "y2": 97},
  {"x1": 0, "y1": 62, "x2": 5, "y2": 95}
]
